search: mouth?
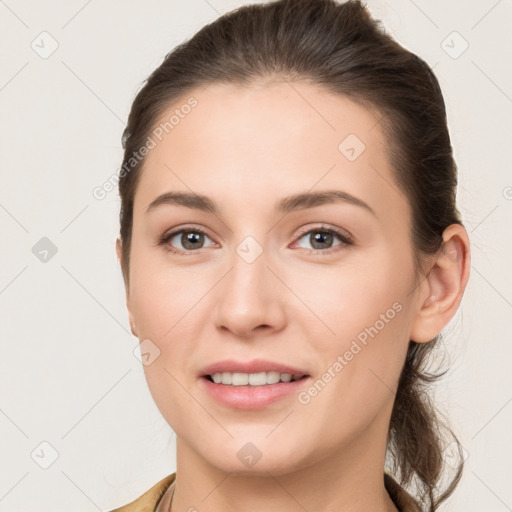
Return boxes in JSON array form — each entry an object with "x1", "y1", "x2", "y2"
[
  {"x1": 198, "y1": 359, "x2": 311, "y2": 408},
  {"x1": 199, "y1": 367, "x2": 311, "y2": 409},
  {"x1": 203, "y1": 371, "x2": 309, "y2": 386}
]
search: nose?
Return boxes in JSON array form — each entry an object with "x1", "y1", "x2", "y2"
[{"x1": 214, "y1": 242, "x2": 286, "y2": 339}]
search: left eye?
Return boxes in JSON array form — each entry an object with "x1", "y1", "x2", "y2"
[{"x1": 294, "y1": 228, "x2": 351, "y2": 252}]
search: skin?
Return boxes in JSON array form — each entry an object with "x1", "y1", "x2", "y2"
[{"x1": 116, "y1": 79, "x2": 470, "y2": 512}]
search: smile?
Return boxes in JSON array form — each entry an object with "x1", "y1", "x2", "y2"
[{"x1": 208, "y1": 371, "x2": 306, "y2": 386}]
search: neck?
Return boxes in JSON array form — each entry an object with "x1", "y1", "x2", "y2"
[{"x1": 169, "y1": 407, "x2": 398, "y2": 512}]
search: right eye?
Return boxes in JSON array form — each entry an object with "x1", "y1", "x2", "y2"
[{"x1": 159, "y1": 227, "x2": 216, "y2": 255}]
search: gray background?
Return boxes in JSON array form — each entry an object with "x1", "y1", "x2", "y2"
[{"x1": 0, "y1": 0, "x2": 511, "y2": 510}]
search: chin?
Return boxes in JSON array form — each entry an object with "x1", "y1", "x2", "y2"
[{"x1": 192, "y1": 435, "x2": 312, "y2": 477}]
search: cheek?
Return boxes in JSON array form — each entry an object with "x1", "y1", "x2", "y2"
[
  {"x1": 128, "y1": 251, "x2": 207, "y2": 384},
  {"x1": 292, "y1": 257, "x2": 411, "y2": 396},
  {"x1": 130, "y1": 265, "x2": 201, "y2": 427},
  {"x1": 288, "y1": 258, "x2": 406, "y2": 344},
  {"x1": 128, "y1": 246, "x2": 195, "y2": 340}
]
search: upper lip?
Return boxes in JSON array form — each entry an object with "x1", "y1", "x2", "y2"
[{"x1": 200, "y1": 359, "x2": 310, "y2": 377}]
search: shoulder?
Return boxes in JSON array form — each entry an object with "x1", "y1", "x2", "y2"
[
  {"x1": 108, "y1": 473, "x2": 176, "y2": 512},
  {"x1": 384, "y1": 472, "x2": 422, "y2": 512}
]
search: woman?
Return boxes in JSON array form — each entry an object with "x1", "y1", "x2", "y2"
[{"x1": 111, "y1": 0, "x2": 471, "y2": 510}]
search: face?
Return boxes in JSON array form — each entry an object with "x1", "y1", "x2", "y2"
[{"x1": 122, "y1": 80, "x2": 425, "y2": 476}]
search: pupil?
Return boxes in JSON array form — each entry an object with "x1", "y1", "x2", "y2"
[
  {"x1": 183, "y1": 232, "x2": 203, "y2": 249},
  {"x1": 312, "y1": 232, "x2": 332, "y2": 249}
]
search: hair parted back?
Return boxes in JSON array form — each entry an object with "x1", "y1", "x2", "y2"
[{"x1": 118, "y1": 1, "x2": 465, "y2": 509}]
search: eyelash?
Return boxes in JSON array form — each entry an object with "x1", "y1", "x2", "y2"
[{"x1": 158, "y1": 224, "x2": 354, "y2": 256}]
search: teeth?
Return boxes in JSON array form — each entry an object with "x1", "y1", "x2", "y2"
[{"x1": 210, "y1": 371, "x2": 304, "y2": 386}]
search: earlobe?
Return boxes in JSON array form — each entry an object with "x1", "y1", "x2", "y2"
[
  {"x1": 409, "y1": 224, "x2": 471, "y2": 343},
  {"x1": 128, "y1": 316, "x2": 138, "y2": 338},
  {"x1": 116, "y1": 237, "x2": 139, "y2": 338}
]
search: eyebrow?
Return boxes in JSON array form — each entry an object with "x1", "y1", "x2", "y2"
[{"x1": 145, "y1": 189, "x2": 376, "y2": 217}]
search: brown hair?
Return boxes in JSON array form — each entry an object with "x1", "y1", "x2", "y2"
[{"x1": 118, "y1": 0, "x2": 465, "y2": 509}]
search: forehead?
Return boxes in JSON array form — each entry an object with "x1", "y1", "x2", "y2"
[
  {"x1": 148, "y1": 80, "x2": 385, "y2": 166},
  {"x1": 134, "y1": 80, "x2": 408, "y2": 222}
]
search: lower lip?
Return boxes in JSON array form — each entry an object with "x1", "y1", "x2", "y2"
[{"x1": 200, "y1": 376, "x2": 310, "y2": 409}]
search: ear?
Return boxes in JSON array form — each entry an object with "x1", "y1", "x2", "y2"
[
  {"x1": 116, "y1": 237, "x2": 138, "y2": 338},
  {"x1": 409, "y1": 224, "x2": 471, "y2": 343}
]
